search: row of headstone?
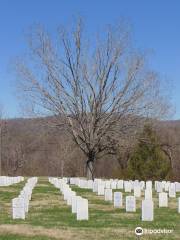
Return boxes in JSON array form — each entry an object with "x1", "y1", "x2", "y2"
[
  {"x1": 118, "y1": 194, "x2": 153, "y2": 221},
  {"x1": 70, "y1": 178, "x2": 180, "y2": 194},
  {"x1": 0, "y1": 176, "x2": 24, "y2": 186},
  {"x1": 12, "y1": 177, "x2": 38, "y2": 219},
  {"x1": 104, "y1": 189, "x2": 123, "y2": 208},
  {"x1": 71, "y1": 178, "x2": 143, "y2": 199},
  {"x1": 75, "y1": 177, "x2": 180, "y2": 199},
  {"x1": 104, "y1": 189, "x2": 154, "y2": 221},
  {"x1": 155, "y1": 181, "x2": 180, "y2": 193},
  {"x1": 145, "y1": 182, "x2": 177, "y2": 199},
  {"x1": 49, "y1": 177, "x2": 89, "y2": 220},
  {"x1": 70, "y1": 178, "x2": 153, "y2": 221},
  {"x1": 69, "y1": 177, "x2": 180, "y2": 220},
  {"x1": 127, "y1": 193, "x2": 179, "y2": 220},
  {"x1": 70, "y1": 178, "x2": 148, "y2": 194}
]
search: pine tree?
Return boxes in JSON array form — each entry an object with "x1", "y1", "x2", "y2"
[{"x1": 127, "y1": 125, "x2": 171, "y2": 180}]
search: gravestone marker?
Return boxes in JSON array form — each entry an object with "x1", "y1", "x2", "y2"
[
  {"x1": 111, "y1": 181, "x2": 117, "y2": 189},
  {"x1": 124, "y1": 182, "x2": 132, "y2": 193},
  {"x1": 159, "y1": 192, "x2": 168, "y2": 207},
  {"x1": 140, "y1": 181, "x2": 145, "y2": 190},
  {"x1": 67, "y1": 191, "x2": 76, "y2": 205},
  {"x1": 134, "y1": 186, "x2": 141, "y2": 197},
  {"x1": 114, "y1": 192, "x2": 123, "y2": 208},
  {"x1": 146, "y1": 181, "x2": 152, "y2": 190},
  {"x1": 165, "y1": 182, "x2": 170, "y2": 192},
  {"x1": 87, "y1": 180, "x2": 93, "y2": 189},
  {"x1": 76, "y1": 198, "x2": 88, "y2": 220},
  {"x1": 72, "y1": 196, "x2": 81, "y2": 213},
  {"x1": 156, "y1": 182, "x2": 163, "y2": 193},
  {"x1": 93, "y1": 180, "x2": 99, "y2": 193},
  {"x1": 169, "y1": 183, "x2": 176, "y2": 198},
  {"x1": 126, "y1": 196, "x2": 136, "y2": 212},
  {"x1": 98, "y1": 183, "x2": 105, "y2": 196},
  {"x1": 117, "y1": 180, "x2": 123, "y2": 189},
  {"x1": 142, "y1": 199, "x2": 154, "y2": 221},
  {"x1": 105, "y1": 181, "x2": 111, "y2": 189},
  {"x1": 145, "y1": 189, "x2": 152, "y2": 200},
  {"x1": 12, "y1": 197, "x2": 25, "y2": 219},
  {"x1": 105, "y1": 188, "x2": 112, "y2": 201}
]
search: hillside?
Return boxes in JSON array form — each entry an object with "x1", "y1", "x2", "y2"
[{"x1": 1, "y1": 117, "x2": 180, "y2": 180}]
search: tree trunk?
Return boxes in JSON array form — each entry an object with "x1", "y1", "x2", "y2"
[
  {"x1": 86, "y1": 160, "x2": 94, "y2": 180},
  {"x1": 86, "y1": 152, "x2": 95, "y2": 180}
]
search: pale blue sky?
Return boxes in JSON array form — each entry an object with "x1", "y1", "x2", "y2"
[{"x1": 0, "y1": 0, "x2": 180, "y2": 119}]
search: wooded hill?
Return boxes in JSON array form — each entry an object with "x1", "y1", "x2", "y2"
[{"x1": 1, "y1": 117, "x2": 180, "y2": 180}]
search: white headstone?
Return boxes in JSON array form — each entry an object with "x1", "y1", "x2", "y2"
[
  {"x1": 165, "y1": 182, "x2": 170, "y2": 192},
  {"x1": 156, "y1": 182, "x2": 163, "y2": 193},
  {"x1": 146, "y1": 181, "x2": 152, "y2": 190},
  {"x1": 72, "y1": 196, "x2": 80, "y2": 213},
  {"x1": 126, "y1": 196, "x2": 136, "y2": 212},
  {"x1": 159, "y1": 192, "x2": 168, "y2": 207},
  {"x1": 67, "y1": 191, "x2": 76, "y2": 205},
  {"x1": 134, "y1": 186, "x2": 141, "y2": 198},
  {"x1": 76, "y1": 198, "x2": 88, "y2": 220},
  {"x1": 162, "y1": 181, "x2": 166, "y2": 190},
  {"x1": 63, "y1": 186, "x2": 71, "y2": 200},
  {"x1": 124, "y1": 182, "x2": 132, "y2": 193},
  {"x1": 105, "y1": 181, "x2": 111, "y2": 189},
  {"x1": 93, "y1": 180, "x2": 99, "y2": 193},
  {"x1": 98, "y1": 183, "x2": 105, "y2": 196},
  {"x1": 105, "y1": 188, "x2": 112, "y2": 201},
  {"x1": 178, "y1": 198, "x2": 180, "y2": 213},
  {"x1": 12, "y1": 197, "x2": 25, "y2": 219},
  {"x1": 140, "y1": 181, "x2": 145, "y2": 190},
  {"x1": 142, "y1": 199, "x2": 154, "y2": 221},
  {"x1": 134, "y1": 180, "x2": 139, "y2": 187},
  {"x1": 175, "y1": 182, "x2": 180, "y2": 192},
  {"x1": 145, "y1": 189, "x2": 152, "y2": 200},
  {"x1": 111, "y1": 181, "x2": 117, "y2": 189},
  {"x1": 114, "y1": 192, "x2": 123, "y2": 208},
  {"x1": 169, "y1": 183, "x2": 176, "y2": 198},
  {"x1": 20, "y1": 194, "x2": 29, "y2": 213},
  {"x1": 117, "y1": 180, "x2": 123, "y2": 189}
]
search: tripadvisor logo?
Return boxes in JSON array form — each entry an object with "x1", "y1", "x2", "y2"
[
  {"x1": 135, "y1": 227, "x2": 143, "y2": 236},
  {"x1": 135, "y1": 227, "x2": 173, "y2": 236}
]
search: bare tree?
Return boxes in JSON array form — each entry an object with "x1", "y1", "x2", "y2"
[
  {"x1": 7, "y1": 143, "x2": 26, "y2": 175},
  {"x1": 15, "y1": 19, "x2": 170, "y2": 179}
]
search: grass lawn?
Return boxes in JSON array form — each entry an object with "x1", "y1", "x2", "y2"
[{"x1": 0, "y1": 177, "x2": 179, "y2": 240}]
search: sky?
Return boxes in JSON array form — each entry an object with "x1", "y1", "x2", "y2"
[{"x1": 0, "y1": 0, "x2": 180, "y2": 119}]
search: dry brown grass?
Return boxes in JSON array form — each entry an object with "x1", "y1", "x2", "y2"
[{"x1": 0, "y1": 224, "x2": 134, "y2": 240}]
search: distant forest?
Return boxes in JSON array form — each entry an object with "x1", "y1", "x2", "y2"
[{"x1": 1, "y1": 117, "x2": 180, "y2": 181}]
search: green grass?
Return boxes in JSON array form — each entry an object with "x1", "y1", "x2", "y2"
[
  {"x1": 0, "y1": 177, "x2": 179, "y2": 240},
  {"x1": 0, "y1": 235, "x2": 54, "y2": 240}
]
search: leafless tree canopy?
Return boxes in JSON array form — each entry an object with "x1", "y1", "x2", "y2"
[{"x1": 15, "y1": 19, "x2": 170, "y2": 179}]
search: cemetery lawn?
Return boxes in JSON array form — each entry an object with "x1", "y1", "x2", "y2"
[{"x1": 0, "y1": 178, "x2": 180, "y2": 240}]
